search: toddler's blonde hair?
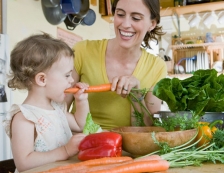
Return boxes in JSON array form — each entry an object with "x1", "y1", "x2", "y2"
[{"x1": 8, "y1": 32, "x2": 74, "y2": 90}]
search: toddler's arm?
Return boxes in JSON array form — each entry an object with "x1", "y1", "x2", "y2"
[
  {"x1": 66, "y1": 82, "x2": 90, "y2": 132},
  {"x1": 11, "y1": 112, "x2": 86, "y2": 172}
]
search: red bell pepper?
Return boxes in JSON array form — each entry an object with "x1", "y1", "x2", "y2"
[{"x1": 78, "y1": 132, "x2": 122, "y2": 161}]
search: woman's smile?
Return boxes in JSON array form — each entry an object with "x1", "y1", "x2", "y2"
[{"x1": 120, "y1": 30, "x2": 135, "y2": 37}]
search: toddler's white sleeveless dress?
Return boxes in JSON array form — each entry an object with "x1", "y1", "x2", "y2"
[{"x1": 3, "y1": 101, "x2": 72, "y2": 173}]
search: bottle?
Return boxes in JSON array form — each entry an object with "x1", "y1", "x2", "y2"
[
  {"x1": 196, "y1": 36, "x2": 204, "y2": 44},
  {"x1": 174, "y1": 0, "x2": 179, "y2": 6},
  {"x1": 174, "y1": 0, "x2": 183, "y2": 7}
]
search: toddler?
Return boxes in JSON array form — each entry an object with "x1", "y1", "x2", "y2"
[{"x1": 3, "y1": 33, "x2": 89, "y2": 172}]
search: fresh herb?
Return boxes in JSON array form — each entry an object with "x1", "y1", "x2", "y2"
[
  {"x1": 154, "y1": 113, "x2": 200, "y2": 131},
  {"x1": 212, "y1": 129, "x2": 224, "y2": 149}
]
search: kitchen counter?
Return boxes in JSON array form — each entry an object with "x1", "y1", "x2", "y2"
[{"x1": 22, "y1": 153, "x2": 224, "y2": 173}]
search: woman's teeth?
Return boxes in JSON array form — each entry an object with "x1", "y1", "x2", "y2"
[{"x1": 120, "y1": 31, "x2": 134, "y2": 37}]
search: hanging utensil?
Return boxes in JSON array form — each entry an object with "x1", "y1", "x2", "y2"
[
  {"x1": 81, "y1": 9, "x2": 96, "y2": 26},
  {"x1": 63, "y1": 0, "x2": 90, "y2": 30},
  {"x1": 61, "y1": 0, "x2": 82, "y2": 14},
  {"x1": 42, "y1": 0, "x2": 60, "y2": 7},
  {"x1": 41, "y1": 0, "x2": 67, "y2": 25}
]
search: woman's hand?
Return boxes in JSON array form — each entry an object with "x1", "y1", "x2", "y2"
[{"x1": 111, "y1": 75, "x2": 140, "y2": 97}]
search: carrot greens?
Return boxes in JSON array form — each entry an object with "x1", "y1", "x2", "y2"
[
  {"x1": 128, "y1": 88, "x2": 153, "y2": 126},
  {"x1": 137, "y1": 128, "x2": 224, "y2": 168}
]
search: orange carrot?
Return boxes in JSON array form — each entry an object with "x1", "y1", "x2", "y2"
[
  {"x1": 64, "y1": 83, "x2": 112, "y2": 94},
  {"x1": 134, "y1": 155, "x2": 162, "y2": 161},
  {"x1": 76, "y1": 155, "x2": 163, "y2": 173},
  {"x1": 40, "y1": 155, "x2": 162, "y2": 173},
  {"x1": 88, "y1": 160, "x2": 170, "y2": 173},
  {"x1": 55, "y1": 155, "x2": 162, "y2": 173},
  {"x1": 39, "y1": 165, "x2": 88, "y2": 173},
  {"x1": 42, "y1": 156, "x2": 133, "y2": 172}
]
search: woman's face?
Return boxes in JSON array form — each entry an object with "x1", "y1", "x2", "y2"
[{"x1": 113, "y1": 0, "x2": 156, "y2": 49}]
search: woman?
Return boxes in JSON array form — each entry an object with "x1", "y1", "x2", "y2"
[{"x1": 65, "y1": 0, "x2": 167, "y2": 130}]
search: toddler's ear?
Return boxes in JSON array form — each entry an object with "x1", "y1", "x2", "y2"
[{"x1": 35, "y1": 72, "x2": 47, "y2": 86}]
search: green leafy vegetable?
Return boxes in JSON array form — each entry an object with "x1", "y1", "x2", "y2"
[
  {"x1": 83, "y1": 113, "x2": 102, "y2": 135},
  {"x1": 153, "y1": 69, "x2": 224, "y2": 117}
]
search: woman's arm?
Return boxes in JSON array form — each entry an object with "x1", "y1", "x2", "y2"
[
  {"x1": 144, "y1": 86, "x2": 162, "y2": 114},
  {"x1": 66, "y1": 81, "x2": 90, "y2": 132},
  {"x1": 66, "y1": 96, "x2": 90, "y2": 132}
]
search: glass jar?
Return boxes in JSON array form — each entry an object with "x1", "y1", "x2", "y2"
[{"x1": 196, "y1": 36, "x2": 204, "y2": 44}]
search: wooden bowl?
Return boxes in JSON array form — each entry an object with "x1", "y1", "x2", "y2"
[{"x1": 111, "y1": 126, "x2": 197, "y2": 157}]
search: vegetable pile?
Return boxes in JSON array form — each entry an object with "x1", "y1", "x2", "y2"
[
  {"x1": 153, "y1": 69, "x2": 224, "y2": 117},
  {"x1": 39, "y1": 125, "x2": 224, "y2": 172}
]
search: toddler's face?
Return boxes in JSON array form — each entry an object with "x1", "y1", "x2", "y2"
[{"x1": 44, "y1": 56, "x2": 74, "y2": 102}]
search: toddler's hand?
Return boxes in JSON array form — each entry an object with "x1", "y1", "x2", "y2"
[
  {"x1": 73, "y1": 82, "x2": 89, "y2": 101},
  {"x1": 65, "y1": 133, "x2": 86, "y2": 157}
]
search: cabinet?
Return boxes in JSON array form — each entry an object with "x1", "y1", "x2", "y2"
[
  {"x1": 160, "y1": 1, "x2": 224, "y2": 17},
  {"x1": 98, "y1": 1, "x2": 224, "y2": 21}
]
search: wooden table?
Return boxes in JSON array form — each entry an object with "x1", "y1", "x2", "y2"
[{"x1": 22, "y1": 154, "x2": 224, "y2": 173}]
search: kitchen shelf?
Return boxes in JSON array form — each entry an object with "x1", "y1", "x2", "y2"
[
  {"x1": 168, "y1": 40, "x2": 224, "y2": 76},
  {"x1": 168, "y1": 72, "x2": 224, "y2": 78},
  {"x1": 160, "y1": 1, "x2": 224, "y2": 17},
  {"x1": 170, "y1": 42, "x2": 224, "y2": 50}
]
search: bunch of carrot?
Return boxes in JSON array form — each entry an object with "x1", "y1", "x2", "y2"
[{"x1": 39, "y1": 155, "x2": 169, "y2": 173}]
